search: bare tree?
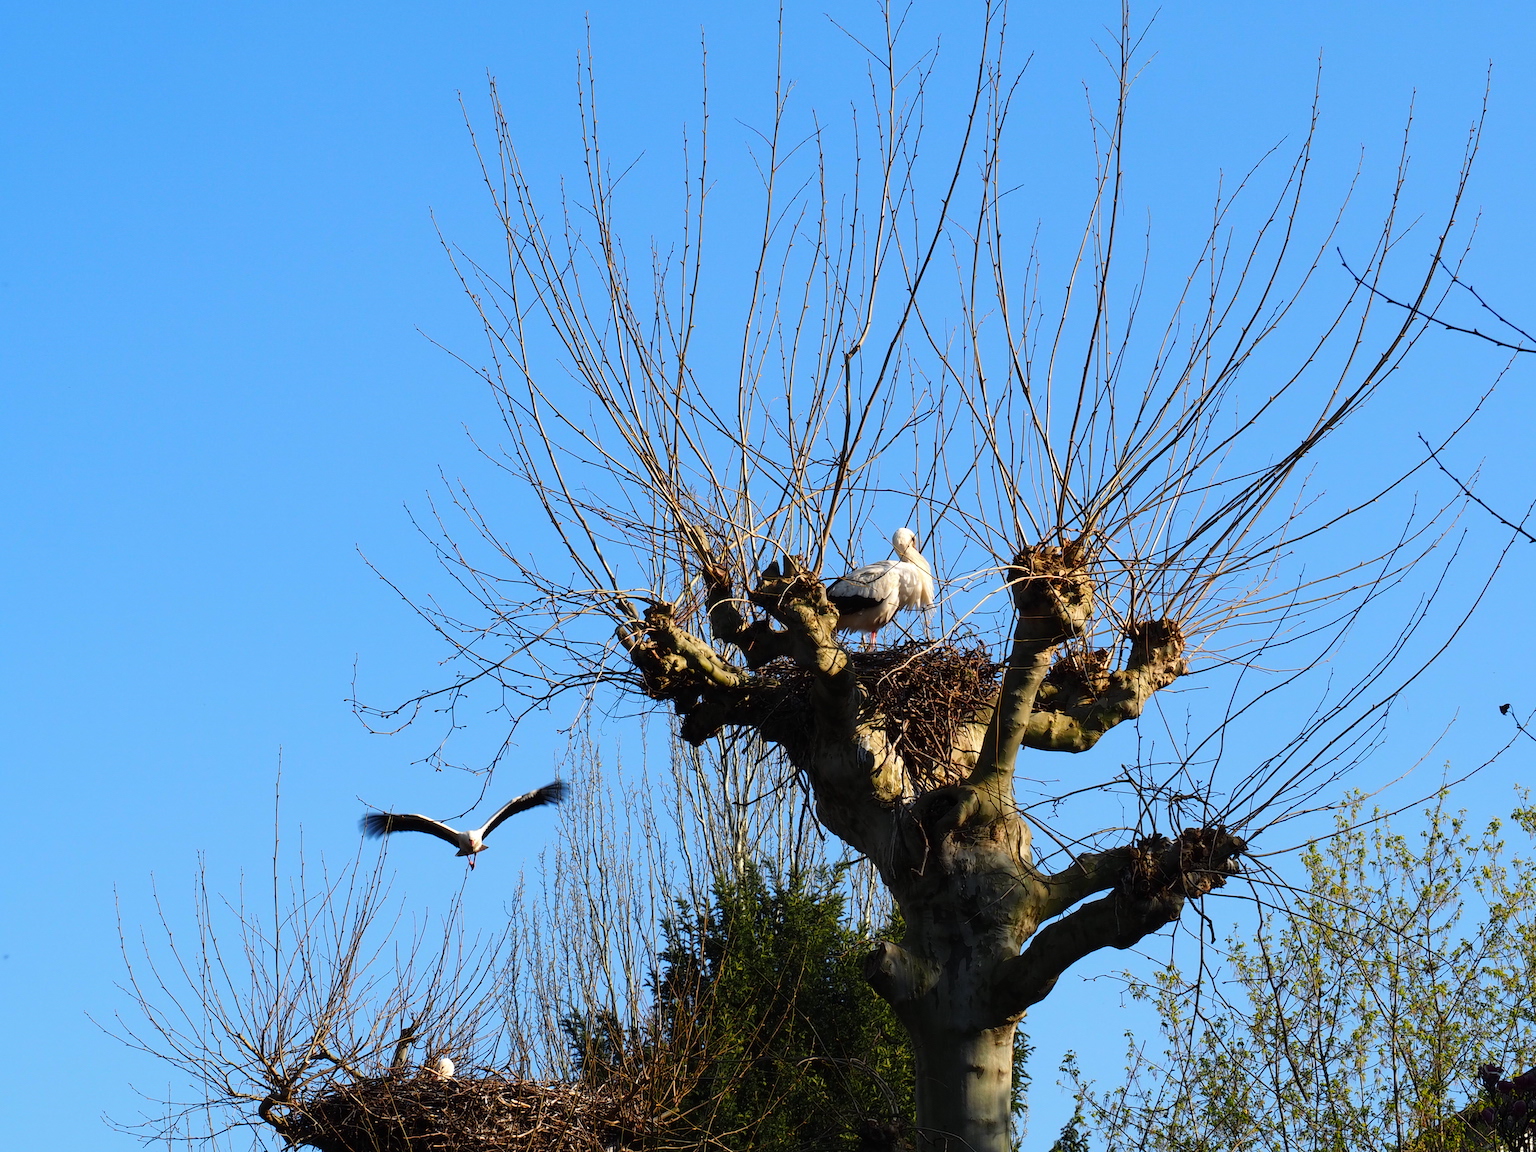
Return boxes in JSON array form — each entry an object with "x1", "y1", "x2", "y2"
[
  {"x1": 356, "y1": 4, "x2": 1504, "y2": 1148},
  {"x1": 112, "y1": 849, "x2": 513, "y2": 1145}
]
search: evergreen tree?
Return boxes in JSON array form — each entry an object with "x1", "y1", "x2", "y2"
[{"x1": 655, "y1": 863, "x2": 914, "y2": 1150}]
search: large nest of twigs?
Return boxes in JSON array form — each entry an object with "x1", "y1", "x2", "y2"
[
  {"x1": 283, "y1": 1073, "x2": 665, "y2": 1152},
  {"x1": 855, "y1": 642, "x2": 999, "y2": 790},
  {"x1": 760, "y1": 641, "x2": 1000, "y2": 792}
]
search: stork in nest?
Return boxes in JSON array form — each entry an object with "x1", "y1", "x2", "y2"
[{"x1": 826, "y1": 527, "x2": 936, "y2": 647}]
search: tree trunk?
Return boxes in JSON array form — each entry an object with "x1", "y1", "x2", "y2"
[
  {"x1": 908, "y1": 1019, "x2": 1016, "y2": 1152},
  {"x1": 859, "y1": 819, "x2": 1030, "y2": 1151}
]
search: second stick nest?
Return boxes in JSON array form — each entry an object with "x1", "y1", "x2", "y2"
[{"x1": 281, "y1": 1072, "x2": 664, "y2": 1152}]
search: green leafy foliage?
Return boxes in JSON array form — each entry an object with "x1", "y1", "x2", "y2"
[
  {"x1": 565, "y1": 862, "x2": 915, "y2": 1150},
  {"x1": 1048, "y1": 1107, "x2": 1092, "y2": 1152},
  {"x1": 1068, "y1": 795, "x2": 1536, "y2": 1152},
  {"x1": 660, "y1": 863, "x2": 913, "y2": 1149},
  {"x1": 1012, "y1": 1026, "x2": 1035, "y2": 1142},
  {"x1": 560, "y1": 859, "x2": 1050, "y2": 1149}
]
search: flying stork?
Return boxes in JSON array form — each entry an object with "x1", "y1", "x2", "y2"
[
  {"x1": 826, "y1": 526, "x2": 936, "y2": 647},
  {"x1": 361, "y1": 780, "x2": 565, "y2": 869}
]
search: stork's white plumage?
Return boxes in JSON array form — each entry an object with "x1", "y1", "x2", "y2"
[
  {"x1": 826, "y1": 527, "x2": 935, "y2": 646},
  {"x1": 431, "y1": 1056, "x2": 455, "y2": 1079},
  {"x1": 361, "y1": 781, "x2": 565, "y2": 869}
]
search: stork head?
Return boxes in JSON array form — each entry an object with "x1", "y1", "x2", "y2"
[{"x1": 892, "y1": 526, "x2": 920, "y2": 557}]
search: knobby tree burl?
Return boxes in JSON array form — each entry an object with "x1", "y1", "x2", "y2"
[{"x1": 368, "y1": 7, "x2": 1496, "y2": 1149}]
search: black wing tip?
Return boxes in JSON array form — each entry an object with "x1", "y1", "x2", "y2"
[
  {"x1": 829, "y1": 593, "x2": 882, "y2": 613},
  {"x1": 360, "y1": 811, "x2": 392, "y2": 838},
  {"x1": 539, "y1": 780, "x2": 567, "y2": 805}
]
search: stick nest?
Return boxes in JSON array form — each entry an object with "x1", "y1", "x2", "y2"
[
  {"x1": 283, "y1": 1073, "x2": 666, "y2": 1152},
  {"x1": 856, "y1": 641, "x2": 999, "y2": 790},
  {"x1": 760, "y1": 640, "x2": 1000, "y2": 791}
]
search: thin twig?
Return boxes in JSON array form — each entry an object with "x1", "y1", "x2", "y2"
[
  {"x1": 1338, "y1": 247, "x2": 1536, "y2": 353},
  {"x1": 1416, "y1": 433, "x2": 1536, "y2": 543}
]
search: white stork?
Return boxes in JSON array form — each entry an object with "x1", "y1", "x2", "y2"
[
  {"x1": 826, "y1": 526, "x2": 936, "y2": 646},
  {"x1": 431, "y1": 1055, "x2": 455, "y2": 1079},
  {"x1": 361, "y1": 781, "x2": 565, "y2": 869}
]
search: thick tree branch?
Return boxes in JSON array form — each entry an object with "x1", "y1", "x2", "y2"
[
  {"x1": 1031, "y1": 847, "x2": 1136, "y2": 922},
  {"x1": 993, "y1": 827, "x2": 1245, "y2": 1019},
  {"x1": 1021, "y1": 619, "x2": 1188, "y2": 752},
  {"x1": 389, "y1": 1020, "x2": 420, "y2": 1073},
  {"x1": 257, "y1": 1092, "x2": 292, "y2": 1135},
  {"x1": 704, "y1": 562, "x2": 798, "y2": 667},
  {"x1": 619, "y1": 603, "x2": 747, "y2": 692},
  {"x1": 994, "y1": 889, "x2": 1183, "y2": 1017},
  {"x1": 969, "y1": 542, "x2": 1095, "y2": 791}
]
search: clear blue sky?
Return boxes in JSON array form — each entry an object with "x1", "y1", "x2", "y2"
[{"x1": 3, "y1": 3, "x2": 1534, "y2": 1148}]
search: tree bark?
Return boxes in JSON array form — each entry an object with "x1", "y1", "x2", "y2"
[
  {"x1": 909, "y1": 1022, "x2": 1015, "y2": 1152},
  {"x1": 866, "y1": 842, "x2": 1033, "y2": 1152}
]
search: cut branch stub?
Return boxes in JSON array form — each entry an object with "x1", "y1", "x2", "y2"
[
  {"x1": 703, "y1": 560, "x2": 745, "y2": 640},
  {"x1": 863, "y1": 939, "x2": 942, "y2": 1004},
  {"x1": 746, "y1": 554, "x2": 836, "y2": 628},
  {"x1": 1124, "y1": 618, "x2": 1188, "y2": 681},
  {"x1": 1120, "y1": 825, "x2": 1247, "y2": 903},
  {"x1": 1008, "y1": 540, "x2": 1096, "y2": 643},
  {"x1": 704, "y1": 565, "x2": 795, "y2": 669}
]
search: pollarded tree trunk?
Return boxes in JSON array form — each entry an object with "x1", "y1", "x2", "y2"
[{"x1": 621, "y1": 542, "x2": 1245, "y2": 1152}]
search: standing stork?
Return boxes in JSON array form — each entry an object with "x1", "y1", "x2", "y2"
[
  {"x1": 826, "y1": 527, "x2": 936, "y2": 647},
  {"x1": 361, "y1": 781, "x2": 565, "y2": 869}
]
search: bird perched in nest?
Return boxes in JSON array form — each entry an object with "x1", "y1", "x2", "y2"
[
  {"x1": 431, "y1": 1056, "x2": 455, "y2": 1079},
  {"x1": 361, "y1": 781, "x2": 565, "y2": 869},
  {"x1": 826, "y1": 527, "x2": 936, "y2": 647}
]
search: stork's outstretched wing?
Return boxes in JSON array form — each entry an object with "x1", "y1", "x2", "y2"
[
  {"x1": 360, "y1": 811, "x2": 462, "y2": 848},
  {"x1": 480, "y1": 780, "x2": 566, "y2": 837}
]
